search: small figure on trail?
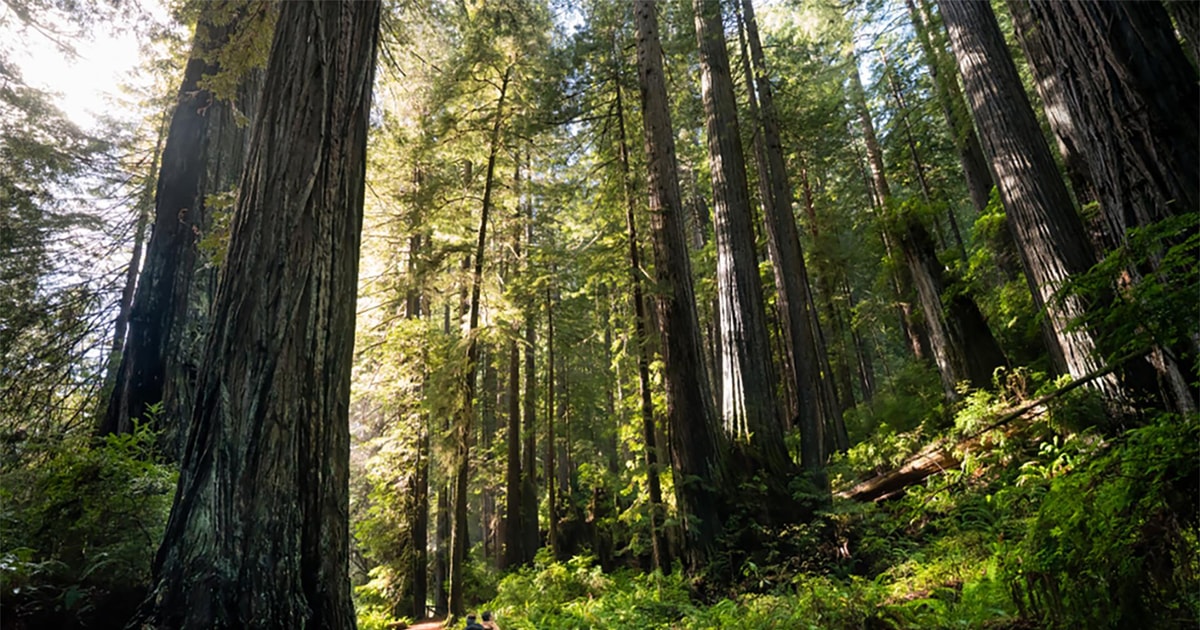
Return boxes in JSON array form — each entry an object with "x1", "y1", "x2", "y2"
[
  {"x1": 464, "y1": 613, "x2": 485, "y2": 630},
  {"x1": 481, "y1": 611, "x2": 499, "y2": 629}
]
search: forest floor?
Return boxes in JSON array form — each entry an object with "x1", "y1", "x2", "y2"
[{"x1": 405, "y1": 618, "x2": 447, "y2": 630}]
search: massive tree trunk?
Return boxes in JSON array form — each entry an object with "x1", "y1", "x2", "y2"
[
  {"x1": 140, "y1": 3, "x2": 380, "y2": 628},
  {"x1": 737, "y1": 0, "x2": 831, "y2": 486},
  {"x1": 1005, "y1": 0, "x2": 1102, "y2": 245},
  {"x1": 633, "y1": 0, "x2": 727, "y2": 575},
  {"x1": 692, "y1": 0, "x2": 792, "y2": 479},
  {"x1": 614, "y1": 71, "x2": 668, "y2": 571},
  {"x1": 449, "y1": 65, "x2": 510, "y2": 618},
  {"x1": 1026, "y1": 0, "x2": 1199, "y2": 413},
  {"x1": 1026, "y1": 1, "x2": 1198, "y2": 249},
  {"x1": 939, "y1": 0, "x2": 1117, "y2": 396},
  {"x1": 100, "y1": 3, "x2": 265, "y2": 448},
  {"x1": 906, "y1": 0, "x2": 994, "y2": 215}
]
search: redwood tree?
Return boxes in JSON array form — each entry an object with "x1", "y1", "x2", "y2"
[
  {"x1": 633, "y1": 0, "x2": 727, "y2": 574},
  {"x1": 140, "y1": 2, "x2": 380, "y2": 627},
  {"x1": 100, "y1": 1, "x2": 266, "y2": 447},
  {"x1": 939, "y1": 0, "x2": 1115, "y2": 394}
]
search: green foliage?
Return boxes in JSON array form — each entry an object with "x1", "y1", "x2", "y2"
[
  {"x1": 0, "y1": 421, "x2": 175, "y2": 627},
  {"x1": 1001, "y1": 413, "x2": 1200, "y2": 628}
]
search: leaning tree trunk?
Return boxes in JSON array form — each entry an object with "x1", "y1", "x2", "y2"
[
  {"x1": 692, "y1": 0, "x2": 793, "y2": 482},
  {"x1": 139, "y1": 2, "x2": 380, "y2": 628},
  {"x1": 100, "y1": 3, "x2": 266, "y2": 448},
  {"x1": 906, "y1": 0, "x2": 994, "y2": 216},
  {"x1": 849, "y1": 55, "x2": 1006, "y2": 399},
  {"x1": 1026, "y1": 0, "x2": 1198, "y2": 413},
  {"x1": 633, "y1": 0, "x2": 727, "y2": 576},
  {"x1": 939, "y1": 0, "x2": 1117, "y2": 396}
]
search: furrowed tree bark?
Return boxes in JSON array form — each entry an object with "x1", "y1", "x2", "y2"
[
  {"x1": 614, "y1": 69, "x2": 668, "y2": 571},
  {"x1": 545, "y1": 283, "x2": 558, "y2": 558},
  {"x1": 1005, "y1": 0, "x2": 1102, "y2": 246},
  {"x1": 449, "y1": 65, "x2": 511, "y2": 618},
  {"x1": 1026, "y1": 0, "x2": 1199, "y2": 413},
  {"x1": 140, "y1": 2, "x2": 380, "y2": 628},
  {"x1": 692, "y1": 0, "x2": 793, "y2": 481},
  {"x1": 907, "y1": 0, "x2": 994, "y2": 216},
  {"x1": 633, "y1": 0, "x2": 727, "y2": 575},
  {"x1": 407, "y1": 229, "x2": 429, "y2": 620},
  {"x1": 939, "y1": 0, "x2": 1118, "y2": 396},
  {"x1": 738, "y1": 0, "x2": 830, "y2": 486},
  {"x1": 100, "y1": 3, "x2": 265, "y2": 447}
]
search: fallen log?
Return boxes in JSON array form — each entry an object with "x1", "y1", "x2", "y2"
[{"x1": 838, "y1": 349, "x2": 1149, "y2": 502}]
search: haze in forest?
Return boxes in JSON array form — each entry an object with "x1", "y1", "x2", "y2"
[{"x1": 1, "y1": 1, "x2": 1196, "y2": 629}]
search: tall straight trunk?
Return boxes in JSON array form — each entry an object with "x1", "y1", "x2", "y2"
[
  {"x1": 939, "y1": 0, "x2": 1117, "y2": 395},
  {"x1": 102, "y1": 116, "x2": 164, "y2": 401},
  {"x1": 1005, "y1": 0, "x2": 1102, "y2": 245},
  {"x1": 502, "y1": 164, "x2": 523, "y2": 570},
  {"x1": 692, "y1": 0, "x2": 791, "y2": 477},
  {"x1": 797, "y1": 165, "x2": 850, "y2": 452},
  {"x1": 848, "y1": 66, "x2": 932, "y2": 364},
  {"x1": 520, "y1": 312, "x2": 539, "y2": 564},
  {"x1": 614, "y1": 71, "x2": 668, "y2": 571},
  {"x1": 844, "y1": 279, "x2": 876, "y2": 401},
  {"x1": 907, "y1": 0, "x2": 995, "y2": 215},
  {"x1": 480, "y1": 347, "x2": 498, "y2": 566},
  {"x1": 737, "y1": 0, "x2": 830, "y2": 484},
  {"x1": 633, "y1": 0, "x2": 727, "y2": 575},
  {"x1": 140, "y1": 3, "x2": 380, "y2": 627},
  {"x1": 1026, "y1": 0, "x2": 1198, "y2": 413},
  {"x1": 850, "y1": 55, "x2": 1006, "y2": 398},
  {"x1": 408, "y1": 229, "x2": 429, "y2": 620},
  {"x1": 449, "y1": 65, "x2": 511, "y2": 618},
  {"x1": 100, "y1": 3, "x2": 264, "y2": 445},
  {"x1": 545, "y1": 285, "x2": 558, "y2": 558},
  {"x1": 879, "y1": 48, "x2": 967, "y2": 260},
  {"x1": 434, "y1": 306, "x2": 450, "y2": 616}
]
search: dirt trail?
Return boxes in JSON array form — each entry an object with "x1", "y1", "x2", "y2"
[{"x1": 405, "y1": 619, "x2": 446, "y2": 630}]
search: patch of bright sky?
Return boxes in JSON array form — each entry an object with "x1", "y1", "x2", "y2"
[{"x1": 1, "y1": 0, "x2": 173, "y2": 130}]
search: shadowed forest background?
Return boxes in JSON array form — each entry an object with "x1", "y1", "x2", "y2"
[{"x1": 1, "y1": 0, "x2": 1197, "y2": 628}]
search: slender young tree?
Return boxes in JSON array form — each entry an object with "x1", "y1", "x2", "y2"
[
  {"x1": 140, "y1": 2, "x2": 381, "y2": 627},
  {"x1": 614, "y1": 64, "x2": 668, "y2": 570},
  {"x1": 905, "y1": 0, "x2": 994, "y2": 215},
  {"x1": 939, "y1": 0, "x2": 1116, "y2": 394},
  {"x1": 449, "y1": 65, "x2": 511, "y2": 618},
  {"x1": 633, "y1": 0, "x2": 727, "y2": 574}
]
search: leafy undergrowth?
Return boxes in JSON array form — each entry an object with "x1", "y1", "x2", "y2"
[
  {"x1": 0, "y1": 421, "x2": 175, "y2": 630},
  {"x1": 473, "y1": 409, "x2": 1198, "y2": 630}
]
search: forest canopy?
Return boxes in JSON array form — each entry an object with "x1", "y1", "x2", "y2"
[{"x1": 0, "y1": 0, "x2": 1196, "y2": 628}]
